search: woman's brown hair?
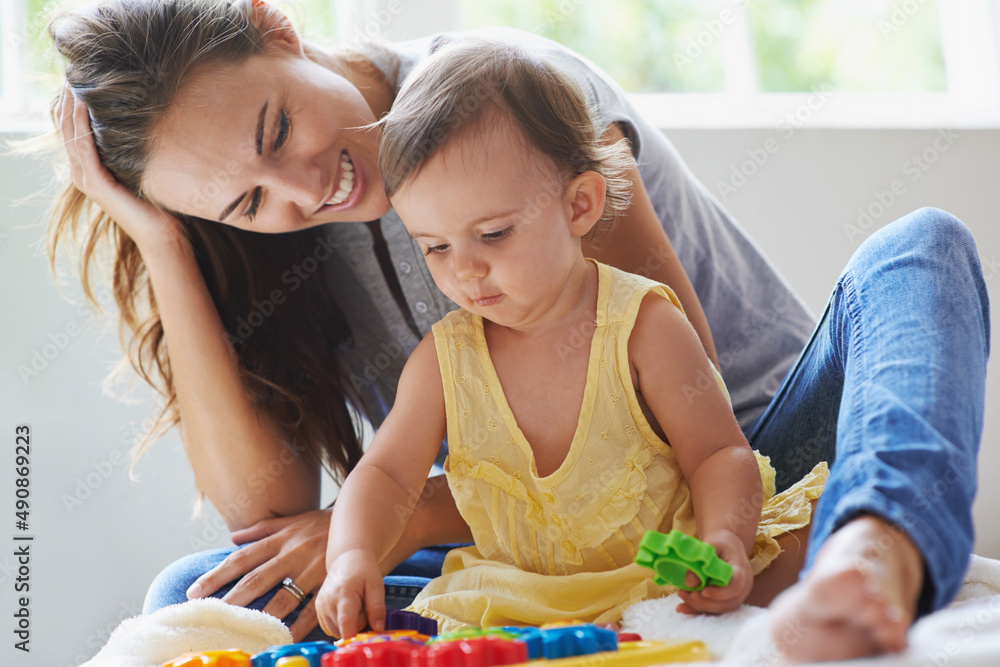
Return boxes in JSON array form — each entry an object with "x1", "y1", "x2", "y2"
[{"x1": 47, "y1": 0, "x2": 398, "y2": 489}]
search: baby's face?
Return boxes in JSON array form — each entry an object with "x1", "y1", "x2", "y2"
[{"x1": 391, "y1": 119, "x2": 588, "y2": 330}]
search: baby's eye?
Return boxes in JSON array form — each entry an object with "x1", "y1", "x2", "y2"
[
  {"x1": 424, "y1": 243, "x2": 449, "y2": 256},
  {"x1": 482, "y1": 227, "x2": 513, "y2": 242}
]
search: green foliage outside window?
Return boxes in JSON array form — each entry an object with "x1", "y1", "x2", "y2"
[{"x1": 459, "y1": 0, "x2": 947, "y2": 93}]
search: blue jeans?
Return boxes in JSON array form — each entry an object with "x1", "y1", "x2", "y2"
[
  {"x1": 144, "y1": 207, "x2": 988, "y2": 625},
  {"x1": 746, "y1": 208, "x2": 989, "y2": 615}
]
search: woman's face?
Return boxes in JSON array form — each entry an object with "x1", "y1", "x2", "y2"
[{"x1": 143, "y1": 44, "x2": 392, "y2": 232}]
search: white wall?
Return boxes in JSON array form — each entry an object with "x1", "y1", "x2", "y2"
[{"x1": 1, "y1": 127, "x2": 998, "y2": 665}]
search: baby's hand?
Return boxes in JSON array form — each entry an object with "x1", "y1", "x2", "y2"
[
  {"x1": 315, "y1": 549, "x2": 385, "y2": 639},
  {"x1": 676, "y1": 532, "x2": 753, "y2": 615}
]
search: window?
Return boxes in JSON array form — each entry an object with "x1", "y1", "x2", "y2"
[
  {"x1": 0, "y1": 0, "x2": 339, "y2": 129},
  {"x1": 4, "y1": 0, "x2": 999, "y2": 129},
  {"x1": 455, "y1": 0, "x2": 1000, "y2": 127}
]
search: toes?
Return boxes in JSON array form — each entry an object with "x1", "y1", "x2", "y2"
[
  {"x1": 770, "y1": 563, "x2": 910, "y2": 662},
  {"x1": 776, "y1": 620, "x2": 881, "y2": 664}
]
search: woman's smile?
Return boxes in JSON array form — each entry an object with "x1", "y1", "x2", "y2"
[{"x1": 316, "y1": 149, "x2": 360, "y2": 212}]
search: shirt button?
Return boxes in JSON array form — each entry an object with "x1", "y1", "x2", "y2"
[
  {"x1": 551, "y1": 515, "x2": 562, "y2": 526},
  {"x1": 415, "y1": 301, "x2": 429, "y2": 314},
  {"x1": 562, "y1": 541, "x2": 576, "y2": 553},
  {"x1": 399, "y1": 261, "x2": 412, "y2": 274}
]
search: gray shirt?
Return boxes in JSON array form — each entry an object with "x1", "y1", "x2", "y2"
[{"x1": 323, "y1": 28, "x2": 816, "y2": 439}]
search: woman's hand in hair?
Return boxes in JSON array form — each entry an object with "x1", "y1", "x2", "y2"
[{"x1": 56, "y1": 84, "x2": 185, "y2": 252}]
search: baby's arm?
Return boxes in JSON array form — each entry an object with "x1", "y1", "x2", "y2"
[
  {"x1": 315, "y1": 335, "x2": 447, "y2": 638},
  {"x1": 630, "y1": 295, "x2": 762, "y2": 614}
]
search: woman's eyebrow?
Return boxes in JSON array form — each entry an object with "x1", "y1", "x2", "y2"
[{"x1": 218, "y1": 103, "x2": 268, "y2": 221}]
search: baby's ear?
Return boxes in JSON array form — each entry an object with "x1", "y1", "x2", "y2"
[
  {"x1": 567, "y1": 171, "x2": 607, "y2": 238},
  {"x1": 240, "y1": 0, "x2": 302, "y2": 53}
]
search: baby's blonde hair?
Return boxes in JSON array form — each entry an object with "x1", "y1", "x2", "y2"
[{"x1": 379, "y1": 39, "x2": 633, "y2": 237}]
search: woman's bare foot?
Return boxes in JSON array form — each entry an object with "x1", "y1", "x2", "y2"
[{"x1": 769, "y1": 515, "x2": 924, "y2": 663}]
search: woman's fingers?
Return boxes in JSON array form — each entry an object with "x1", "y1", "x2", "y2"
[
  {"x1": 70, "y1": 95, "x2": 114, "y2": 193},
  {"x1": 230, "y1": 515, "x2": 289, "y2": 545},
  {"x1": 259, "y1": 559, "x2": 325, "y2": 620},
  {"x1": 59, "y1": 87, "x2": 115, "y2": 198},
  {"x1": 58, "y1": 86, "x2": 83, "y2": 177},
  {"x1": 288, "y1": 598, "x2": 321, "y2": 642},
  {"x1": 186, "y1": 543, "x2": 273, "y2": 600}
]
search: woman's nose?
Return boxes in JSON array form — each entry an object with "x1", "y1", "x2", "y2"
[{"x1": 265, "y1": 161, "x2": 326, "y2": 208}]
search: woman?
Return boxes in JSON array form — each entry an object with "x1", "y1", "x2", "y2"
[{"x1": 50, "y1": 0, "x2": 988, "y2": 660}]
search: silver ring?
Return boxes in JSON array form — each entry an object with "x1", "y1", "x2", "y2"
[{"x1": 281, "y1": 577, "x2": 306, "y2": 603}]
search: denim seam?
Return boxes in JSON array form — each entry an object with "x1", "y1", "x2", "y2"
[{"x1": 838, "y1": 270, "x2": 873, "y2": 461}]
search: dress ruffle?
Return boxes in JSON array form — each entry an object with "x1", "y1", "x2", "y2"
[{"x1": 447, "y1": 444, "x2": 664, "y2": 562}]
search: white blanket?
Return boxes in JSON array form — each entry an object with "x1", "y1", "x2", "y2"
[
  {"x1": 85, "y1": 556, "x2": 1000, "y2": 667},
  {"x1": 82, "y1": 597, "x2": 292, "y2": 667},
  {"x1": 622, "y1": 555, "x2": 1000, "y2": 664}
]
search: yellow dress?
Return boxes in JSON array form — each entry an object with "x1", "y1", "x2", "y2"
[{"x1": 408, "y1": 261, "x2": 828, "y2": 631}]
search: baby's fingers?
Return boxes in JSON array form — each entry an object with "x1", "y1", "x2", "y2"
[
  {"x1": 698, "y1": 580, "x2": 741, "y2": 601},
  {"x1": 337, "y1": 595, "x2": 364, "y2": 639},
  {"x1": 678, "y1": 585, "x2": 743, "y2": 615},
  {"x1": 365, "y1": 576, "x2": 386, "y2": 632},
  {"x1": 315, "y1": 582, "x2": 342, "y2": 638}
]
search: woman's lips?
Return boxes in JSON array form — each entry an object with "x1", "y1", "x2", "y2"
[{"x1": 318, "y1": 150, "x2": 363, "y2": 213}]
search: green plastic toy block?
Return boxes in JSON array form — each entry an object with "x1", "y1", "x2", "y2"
[{"x1": 634, "y1": 529, "x2": 733, "y2": 591}]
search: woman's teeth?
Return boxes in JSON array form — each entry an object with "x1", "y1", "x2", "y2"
[{"x1": 327, "y1": 152, "x2": 356, "y2": 206}]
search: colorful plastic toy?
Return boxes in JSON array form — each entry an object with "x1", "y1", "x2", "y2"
[
  {"x1": 426, "y1": 636, "x2": 528, "y2": 667},
  {"x1": 336, "y1": 630, "x2": 432, "y2": 647},
  {"x1": 430, "y1": 627, "x2": 520, "y2": 644},
  {"x1": 385, "y1": 610, "x2": 438, "y2": 636},
  {"x1": 634, "y1": 530, "x2": 733, "y2": 591},
  {"x1": 333, "y1": 639, "x2": 424, "y2": 667},
  {"x1": 252, "y1": 641, "x2": 338, "y2": 667},
  {"x1": 496, "y1": 627, "x2": 544, "y2": 660},
  {"x1": 325, "y1": 639, "x2": 428, "y2": 667},
  {"x1": 535, "y1": 624, "x2": 617, "y2": 659},
  {"x1": 276, "y1": 659, "x2": 312, "y2": 667},
  {"x1": 163, "y1": 650, "x2": 252, "y2": 667},
  {"x1": 164, "y1": 621, "x2": 707, "y2": 667},
  {"x1": 550, "y1": 639, "x2": 709, "y2": 666}
]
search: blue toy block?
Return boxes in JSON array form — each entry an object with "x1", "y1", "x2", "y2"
[{"x1": 539, "y1": 625, "x2": 617, "y2": 659}]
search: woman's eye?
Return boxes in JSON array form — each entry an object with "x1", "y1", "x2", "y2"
[
  {"x1": 273, "y1": 109, "x2": 291, "y2": 151},
  {"x1": 245, "y1": 187, "x2": 262, "y2": 223},
  {"x1": 483, "y1": 228, "x2": 513, "y2": 242}
]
